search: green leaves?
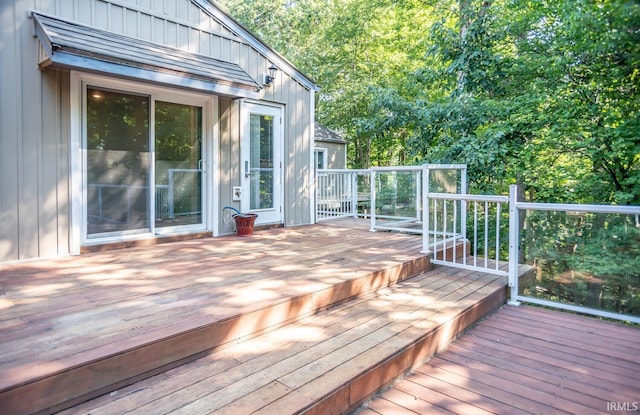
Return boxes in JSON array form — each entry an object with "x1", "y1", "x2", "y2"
[
  {"x1": 403, "y1": 0, "x2": 640, "y2": 204},
  {"x1": 218, "y1": 0, "x2": 437, "y2": 168},
  {"x1": 218, "y1": 0, "x2": 639, "y2": 204}
]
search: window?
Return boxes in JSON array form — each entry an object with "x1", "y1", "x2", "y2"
[{"x1": 314, "y1": 148, "x2": 327, "y2": 170}]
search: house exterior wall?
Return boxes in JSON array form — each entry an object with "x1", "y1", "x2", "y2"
[
  {"x1": 317, "y1": 141, "x2": 348, "y2": 170},
  {"x1": 0, "y1": 0, "x2": 315, "y2": 263},
  {"x1": 218, "y1": 97, "x2": 240, "y2": 235}
]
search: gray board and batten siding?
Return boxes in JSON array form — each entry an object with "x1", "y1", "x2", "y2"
[
  {"x1": 0, "y1": 0, "x2": 318, "y2": 263},
  {"x1": 315, "y1": 123, "x2": 348, "y2": 170}
]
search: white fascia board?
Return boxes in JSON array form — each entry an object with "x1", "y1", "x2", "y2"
[{"x1": 45, "y1": 53, "x2": 260, "y2": 99}]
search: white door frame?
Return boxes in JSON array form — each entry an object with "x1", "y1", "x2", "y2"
[
  {"x1": 70, "y1": 72, "x2": 215, "y2": 249},
  {"x1": 240, "y1": 101, "x2": 284, "y2": 225}
]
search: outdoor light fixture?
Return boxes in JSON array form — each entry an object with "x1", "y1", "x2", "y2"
[{"x1": 263, "y1": 63, "x2": 278, "y2": 87}]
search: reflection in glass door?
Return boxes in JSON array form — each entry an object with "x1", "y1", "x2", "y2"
[
  {"x1": 154, "y1": 102, "x2": 203, "y2": 229},
  {"x1": 86, "y1": 88, "x2": 151, "y2": 237},
  {"x1": 241, "y1": 103, "x2": 282, "y2": 224},
  {"x1": 249, "y1": 113, "x2": 274, "y2": 210}
]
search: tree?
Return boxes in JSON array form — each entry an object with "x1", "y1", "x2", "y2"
[
  {"x1": 217, "y1": 0, "x2": 436, "y2": 168},
  {"x1": 218, "y1": 0, "x2": 639, "y2": 203}
]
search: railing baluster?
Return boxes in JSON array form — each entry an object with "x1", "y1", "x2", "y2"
[
  {"x1": 473, "y1": 201, "x2": 478, "y2": 267},
  {"x1": 443, "y1": 199, "x2": 448, "y2": 261},
  {"x1": 484, "y1": 201, "x2": 489, "y2": 269},
  {"x1": 453, "y1": 199, "x2": 458, "y2": 264},
  {"x1": 462, "y1": 198, "x2": 467, "y2": 262},
  {"x1": 495, "y1": 202, "x2": 501, "y2": 270}
]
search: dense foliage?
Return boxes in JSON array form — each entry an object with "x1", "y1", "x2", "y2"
[{"x1": 217, "y1": 0, "x2": 639, "y2": 206}]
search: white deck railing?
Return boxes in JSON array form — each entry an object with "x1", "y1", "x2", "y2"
[
  {"x1": 316, "y1": 168, "x2": 640, "y2": 324},
  {"x1": 315, "y1": 164, "x2": 468, "y2": 232},
  {"x1": 315, "y1": 169, "x2": 370, "y2": 220},
  {"x1": 422, "y1": 192, "x2": 509, "y2": 276},
  {"x1": 509, "y1": 192, "x2": 640, "y2": 324},
  {"x1": 89, "y1": 168, "x2": 202, "y2": 224},
  {"x1": 424, "y1": 185, "x2": 640, "y2": 324}
]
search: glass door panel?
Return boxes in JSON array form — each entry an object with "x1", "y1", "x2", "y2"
[
  {"x1": 154, "y1": 101, "x2": 203, "y2": 228},
  {"x1": 241, "y1": 103, "x2": 282, "y2": 224},
  {"x1": 86, "y1": 87, "x2": 150, "y2": 237},
  {"x1": 249, "y1": 114, "x2": 274, "y2": 210}
]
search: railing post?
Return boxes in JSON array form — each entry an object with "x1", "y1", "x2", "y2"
[
  {"x1": 415, "y1": 170, "x2": 421, "y2": 223},
  {"x1": 351, "y1": 171, "x2": 358, "y2": 218},
  {"x1": 370, "y1": 170, "x2": 376, "y2": 232},
  {"x1": 508, "y1": 184, "x2": 521, "y2": 306},
  {"x1": 421, "y1": 165, "x2": 430, "y2": 254},
  {"x1": 168, "y1": 170, "x2": 175, "y2": 219},
  {"x1": 460, "y1": 167, "x2": 468, "y2": 244}
]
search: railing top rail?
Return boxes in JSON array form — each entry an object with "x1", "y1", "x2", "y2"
[
  {"x1": 516, "y1": 201, "x2": 640, "y2": 215},
  {"x1": 427, "y1": 192, "x2": 509, "y2": 203},
  {"x1": 318, "y1": 164, "x2": 468, "y2": 174},
  {"x1": 370, "y1": 166, "x2": 423, "y2": 172},
  {"x1": 317, "y1": 169, "x2": 370, "y2": 174}
]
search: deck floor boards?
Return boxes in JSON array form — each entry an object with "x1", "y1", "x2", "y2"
[
  {"x1": 55, "y1": 264, "x2": 508, "y2": 414},
  {"x1": 0, "y1": 223, "x2": 427, "y2": 391},
  {"x1": 357, "y1": 305, "x2": 640, "y2": 415}
]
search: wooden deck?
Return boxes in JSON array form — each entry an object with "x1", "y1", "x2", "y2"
[
  {"x1": 357, "y1": 305, "x2": 640, "y2": 415},
  {"x1": 0, "y1": 218, "x2": 547, "y2": 415},
  {"x1": 1, "y1": 220, "x2": 433, "y2": 414}
]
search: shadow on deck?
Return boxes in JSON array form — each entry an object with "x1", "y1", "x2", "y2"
[{"x1": 0, "y1": 220, "x2": 532, "y2": 414}]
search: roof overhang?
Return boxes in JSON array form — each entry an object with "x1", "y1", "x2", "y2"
[{"x1": 32, "y1": 11, "x2": 262, "y2": 99}]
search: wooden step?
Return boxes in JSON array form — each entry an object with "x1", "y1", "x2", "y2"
[
  {"x1": 58, "y1": 265, "x2": 524, "y2": 415},
  {"x1": 0, "y1": 226, "x2": 432, "y2": 415}
]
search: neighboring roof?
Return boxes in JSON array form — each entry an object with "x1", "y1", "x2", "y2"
[
  {"x1": 194, "y1": 0, "x2": 320, "y2": 92},
  {"x1": 314, "y1": 123, "x2": 348, "y2": 144},
  {"x1": 32, "y1": 11, "x2": 262, "y2": 98}
]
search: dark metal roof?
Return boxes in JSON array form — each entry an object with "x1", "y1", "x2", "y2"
[
  {"x1": 314, "y1": 123, "x2": 348, "y2": 144},
  {"x1": 32, "y1": 11, "x2": 261, "y2": 98}
]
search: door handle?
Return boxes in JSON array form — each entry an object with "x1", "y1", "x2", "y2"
[{"x1": 244, "y1": 161, "x2": 250, "y2": 178}]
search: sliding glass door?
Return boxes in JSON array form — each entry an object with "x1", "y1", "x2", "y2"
[
  {"x1": 86, "y1": 88, "x2": 151, "y2": 236},
  {"x1": 154, "y1": 101, "x2": 203, "y2": 229},
  {"x1": 85, "y1": 85, "x2": 205, "y2": 240}
]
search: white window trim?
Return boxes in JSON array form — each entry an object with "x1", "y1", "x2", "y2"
[
  {"x1": 314, "y1": 148, "x2": 328, "y2": 170},
  {"x1": 309, "y1": 95, "x2": 316, "y2": 224},
  {"x1": 70, "y1": 71, "x2": 217, "y2": 249}
]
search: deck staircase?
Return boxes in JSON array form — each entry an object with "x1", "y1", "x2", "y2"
[{"x1": 0, "y1": 229, "x2": 531, "y2": 415}]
